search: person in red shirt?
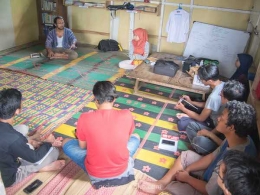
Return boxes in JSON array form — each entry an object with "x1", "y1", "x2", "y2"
[{"x1": 62, "y1": 81, "x2": 140, "y2": 189}]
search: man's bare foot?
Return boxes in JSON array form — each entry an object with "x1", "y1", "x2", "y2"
[
  {"x1": 50, "y1": 52, "x2": 69, "y2": 59},
  {"x1": 138, "y1": 180, "x2": 165, "y2": 194},
  {"x1": 39, "y1": 160, "x2": 65, "y2": 172},
  {"x1": 176, "y1": 113, "x2": 189, "y2": 119}
]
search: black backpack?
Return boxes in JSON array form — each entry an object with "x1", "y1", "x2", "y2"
[
  {"x1": 107, "y1": 2, "x2": 134, "y2": 11},
  {"x1": 97, "y1": 39, "x2": 120, "y2": 52}
]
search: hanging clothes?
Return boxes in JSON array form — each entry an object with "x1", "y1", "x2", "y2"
[{"x1": 166, "y1": 9, "x2": 190, "y2": 43}]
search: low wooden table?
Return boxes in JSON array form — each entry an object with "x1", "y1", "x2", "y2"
[{"x1": 126, "y1": 53, "x2": 210, "y2": 104}]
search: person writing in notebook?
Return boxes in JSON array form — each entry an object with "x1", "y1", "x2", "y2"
[
  {"x1": 175, "y1": 64, "x2": 224, "y2": 131},
  {"x1": 186, "y1": 80, "x2": 246, "y2": 155},
  {"x1": 43, "y1": 16, "x2": 78, "y2": 60},
  {"x1": 119, "y1": 28, "x2": 149, "y2": 70}
]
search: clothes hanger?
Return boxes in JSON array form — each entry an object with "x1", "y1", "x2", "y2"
[{"x1": 175, "y1": 3, "x2": 182, "y2": 14}]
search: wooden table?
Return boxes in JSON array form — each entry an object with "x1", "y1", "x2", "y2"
[{"x1": 126, "y1": 53, "x2": 210, "y2": 104}]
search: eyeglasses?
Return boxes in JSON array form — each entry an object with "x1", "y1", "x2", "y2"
[{"x1": 214, "y1": 164, "x2": 224, "y2": 181}]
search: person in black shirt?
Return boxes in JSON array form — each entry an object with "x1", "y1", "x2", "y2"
[{"x1": 0, "y1": 88, "x2": 65, "y2": 187}]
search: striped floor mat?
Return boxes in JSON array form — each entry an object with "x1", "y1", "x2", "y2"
[
  {"x1": 55, "y1": 76, "x2": 202, "y2": 180},
  {"x1": 0, "y1": 46, "x2": 127, "y2": 90},
  {"x1": 6, "y1": 155, "x2": 154, "y2": 195},
  {"x1": 0, "y1": 69, "x2": 91, "y2": 137}
]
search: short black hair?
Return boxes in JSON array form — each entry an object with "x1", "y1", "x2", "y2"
[
  {"x1": 0, "y1": 88, "x2": 22, "y2": 119},
  {"x1": 222, "y1": 80, "x2": 245, "y2": 101},
  {"x1": 222, "y1": 150, "x2": 260, "y2": 195},
  {"x1": 93, "y1": 81, "x2": 118, "y2": 104},
  {"x1": 225, "y1": 100, "x2": 256, "y2": 137},
  {"x1": 197, "y1": 64, "x2": 219, "y2": 81},
  {"x1": 54, "y1": 16, "x2": 64, "y2": 24}
]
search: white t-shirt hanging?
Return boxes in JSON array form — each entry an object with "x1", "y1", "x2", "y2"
[{"x1": 166, "y1": 9, "x2": 190, "y2": 43}]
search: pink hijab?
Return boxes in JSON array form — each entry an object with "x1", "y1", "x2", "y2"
[{"x1": 132, "y1": 28, "x2": 148, "y2": 55}]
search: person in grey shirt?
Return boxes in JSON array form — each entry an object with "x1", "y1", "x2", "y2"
[
  {"x1": 186, "y1": 80, "x2": 246, "y2": 155},
  {"x1": 175, "y1": 64, "x2": 224, "y2": 131}
]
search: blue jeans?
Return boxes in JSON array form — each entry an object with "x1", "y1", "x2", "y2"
[
  {"x1": 62, "y1": 135, "x2": 140, "y2": 172},
  {"x1": 186, "y1": 121, "x2": 218, "y2": 155}
]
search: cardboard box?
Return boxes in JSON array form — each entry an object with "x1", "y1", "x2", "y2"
[{"x1": 143, "y1": 6, "x2": 157, "y2": 13}]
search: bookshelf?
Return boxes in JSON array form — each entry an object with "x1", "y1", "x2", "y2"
[{"x1": 36, "y1": 0, "x2": 67, "y2": 41}]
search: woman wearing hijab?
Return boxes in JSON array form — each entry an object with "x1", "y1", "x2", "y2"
[
  {"x1": 230, "y1": 53, "x2": 253, "y2": 102},
  {"x1": 119, "y1": 28, "x2": 150, "y2": 70},
  {"x1": 231, "y1": 54, "x2": 260, "y2": 151}
]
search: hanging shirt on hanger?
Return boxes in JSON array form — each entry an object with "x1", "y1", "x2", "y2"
[{"x1": 166, "y1": 9, "x2": 190, "y2": 43}]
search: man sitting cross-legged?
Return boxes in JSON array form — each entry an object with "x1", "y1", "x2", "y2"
[
  {"x1": 0, "y1": 88, "x2": 65, "y2": 188},
  {"x1": 186, "y1": 80, "x2": 246, "y2": 155},
  {"x1": 138, "y1": 100, "x2": 257, "y2": 195},
  {"x1": 216, "y1": 150, "x2": 260, "y2": 195},
  {"x1": 62, "y1": 81, "x2": 140, "y2": 189},
  {"x1": 42, "y1": 16, "x2": 78, "y2": 60}
]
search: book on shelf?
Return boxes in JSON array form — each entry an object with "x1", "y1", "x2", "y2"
[
  {"x1": 64, "y1": 0, "x2": 73, "y2": 5},
  {"x1": 41, "y1": 0, "x2": 56, "y2": 11},
  {"x1": 41, "y1": 13, "x2": 57, "y2": 24}
]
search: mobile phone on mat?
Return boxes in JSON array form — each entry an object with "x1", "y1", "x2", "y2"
[{"x1": 23, "y1": 179, "x2": 42, "y2": 194}]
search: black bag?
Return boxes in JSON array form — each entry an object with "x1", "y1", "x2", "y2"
[
  {"x1": 182, "y1": 55, "x2": 199, "y2": 73},
  {"x1": 107, "y1": 2, "x2": 134, "y2": 11},
  {"x1": 97, "y1": 39, "x2": 120, "y2": 52},
  {"x1": 153, "y1": 59, "x2": 180, "y2": 77},
  {"x1": 182, "y1": 55, "x2": 219, "y2": 73}
]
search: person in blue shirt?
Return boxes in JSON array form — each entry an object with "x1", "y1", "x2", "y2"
[
  {"x1": 138, "y1": 100, "x2": 257, "y2": 195},
  {"x1": 43, "y1": 16, "x2": 78, "y2": 60}
]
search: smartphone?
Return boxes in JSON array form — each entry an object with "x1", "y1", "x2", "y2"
[
  {"x1": 23, "y1": 179, "x2": 43, "y2": 194},
  {"x1": 162, "y1": 140, "x2": 176, "y2": 146}
]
